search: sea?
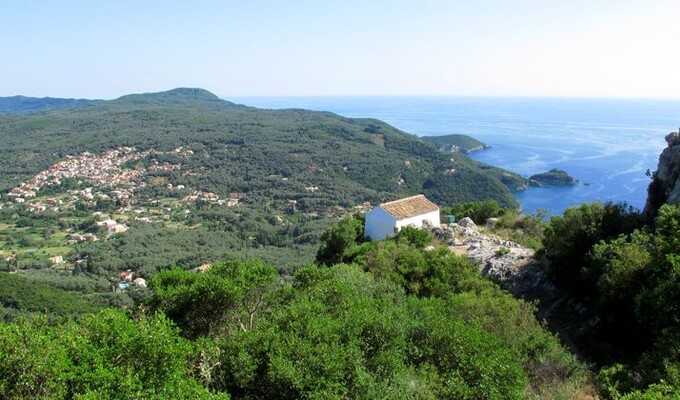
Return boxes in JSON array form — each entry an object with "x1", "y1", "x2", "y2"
[{"x1": 230, "y1": 96, "x2": 680, "y2": 216}]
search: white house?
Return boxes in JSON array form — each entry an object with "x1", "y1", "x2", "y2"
[{"x1": 365, "y1": 194, "x2": 440, "y2": 240}]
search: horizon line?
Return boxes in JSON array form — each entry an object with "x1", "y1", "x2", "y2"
[{"x1": 3, "y1": 89, "x2": 680, "y2": 102}]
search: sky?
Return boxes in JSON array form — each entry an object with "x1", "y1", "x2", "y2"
[{"x1": 1, "y1": 0, "x2": 679, "y2": 99}]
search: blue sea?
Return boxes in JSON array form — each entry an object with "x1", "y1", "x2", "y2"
[{"x1": 231, "y1": 96, "x2": 680, "y2": 216}]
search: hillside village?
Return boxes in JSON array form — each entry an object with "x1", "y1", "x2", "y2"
[
  {"x1": 0, "y1": 146, "x2": 252, "y2": 281},
  {"x1": 0, "y1": 145, "x2": 381, "y2": 287},
  {"x1": 1, "y1": 146, "x2": 244, "y2": 213},
  {"x1": 3, "y1": 146, "x2": 231, "y2": 213}
]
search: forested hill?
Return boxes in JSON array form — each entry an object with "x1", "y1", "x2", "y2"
[
  {"x1": 0, "y1": 95, "x2": 100, "y2": 115},
  {"x1": 0, "y1": 87, "x2": 517, "y2": 208}
]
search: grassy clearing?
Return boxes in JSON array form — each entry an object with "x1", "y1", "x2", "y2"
[{"x1": 42, "y1": 246, "x2": 73, "y2": 256}]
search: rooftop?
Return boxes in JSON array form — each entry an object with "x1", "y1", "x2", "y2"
[{"x1": 380, "y1": 194, "x2": 438, "y2": 220}]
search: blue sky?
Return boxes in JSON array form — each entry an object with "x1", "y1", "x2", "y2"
[{"x1": 2, "y1": 0, "x2": 679, "y2": 99}]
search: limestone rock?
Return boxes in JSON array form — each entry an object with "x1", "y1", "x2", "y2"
[
  {"x1": 441, "y1": 221, "x2": 552, "y2": 299},
  {"x1": 457, "y1": 217, "x2": 477, "y2": 230},
  {"x1": 485, "y1": 217, "x2": 499, "y2": 228},
  {"x1": 644, "y1": 129, "x2": 680, "y2": 217}
]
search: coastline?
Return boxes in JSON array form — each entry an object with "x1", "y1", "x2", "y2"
[{"x1": 230, "y1": 96, "x2": 677, "y2": 216}]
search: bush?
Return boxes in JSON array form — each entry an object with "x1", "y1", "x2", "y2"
[
  {"x1": 443, "y1": 199, "x2": 509, "y2": 225},
  {"x1": 493, "y1": 211, "x2": 546, "y2": 249},
  {"x1": 0, "y1": 310, "x2": 226, "y2": 399},
  {"x1": 541, "y1": 202, "x2": 644, "y2": 297},
  {"x1": 395, "y1": 225, "x2": 432, "y2": 248},
  {"x1": 315, "y1": 214, "x2": 365, "y2": 265},
  {"x1": 496, "y1": 247, "x2": 510, "y2": 257}
]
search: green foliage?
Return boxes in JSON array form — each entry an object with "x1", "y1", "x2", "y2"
[
  {"x1": 133, "y1": 215, "x2": 587, "y2": 398},
  {"x1": 395, "y1": 224, "x2": 432, "y2": 248},
  {"x1": 147, "y1": 260, "x2": 279, "y2": 338},
  {"x1": 212, "y1": 264, "x2": 542, "y2": 399},
  {"x1": 407, "y1": 297, "x2": 528, "y2": 399},
  {"x1": 634, "y1": 206, "x2": 680, "y2": 331},
  {"x1": 0, "y1": 236, "x2": 587, "y2": 399},
  {"x1": 315, "y1": 214, "x2": 365, "y2": 265},
  {"x1": 443, "y1": 199, "x2": 510, "y2": 225},
  {"x1": 0, "y1": 315, "x2": 71, "y2": 399},
  {"x1": 541, "y1": 201, "x2": 645, "y2": 297},
  {"x1": 352, "y1": 241, "x2": 493, "y2": 297},
  {"x1": 653, "y1": 202, "x2": 680, "y2": 254},
  {"x1": 598, "y1": 363, "x2": 639, "y2": 399},
  {"x1": 217, "y1": 265, "x2": 414, "y2": 398},
  {"x1": 591, "y1": 232, "x2": 651, "y2": 310},
  {"x1": 493, "y1": 211, "x2": 546, "y2": 249},
  {"x1": 496, "y1": 246, "x2": 510, "y2": 256},
  {"x1": 77, "y1": 212, "x2": 323, "y2": 277},
  {"x1": 540, "y1": 202, "x2": 680, "y2": 397},
  {"x1": 616, "y1": 381, "x2": 680, "y2": 400},
  {"x1": 0, "y1": 309, "x2": 226, "y2": 399},
  {"x1": 0, "y1": 272, "x2": 100, "y2": 319}
]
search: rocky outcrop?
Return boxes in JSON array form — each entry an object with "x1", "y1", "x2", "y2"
[
  {"x1": 456, "y1": 217, "x2": 477, "y2": 229},
  {"x1": 644, "y1": 129, "x2": 680, "y2": 218},
  {"x1": 454, "y1": 223, "x2": 536, "y2": 288},
  {"x1": 432, "y1": 222, "x2": 551, "y2": 297}
]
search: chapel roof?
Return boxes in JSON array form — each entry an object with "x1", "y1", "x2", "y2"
[{"x1": 380, "y1": 194, "x2": 439, "y2": 220}]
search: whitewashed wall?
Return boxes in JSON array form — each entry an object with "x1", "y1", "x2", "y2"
[
  {"x1": 365, "y1": 208, "x2": 440, "y2": 240},
  {"x1": 365, "y1": 207, "x2": 397, "y2": 240},
  {"x1": 394, "y1": 210, "x2": 440, "y2": 231}
]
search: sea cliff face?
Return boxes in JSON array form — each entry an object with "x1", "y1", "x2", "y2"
[{"x1": 644, "y1": 129, "x2": 680, "y2": 217}]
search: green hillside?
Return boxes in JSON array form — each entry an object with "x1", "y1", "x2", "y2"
[
  {"x1": 0, "y1": 88, "x2": 522, "y2": 295},
  {"x1": 0, "y1": 88, "x2": 515, "y2": 208},
  {"x1": 0, "y1": 95, "x2": 100, "y2": 115},
  {"x1": 0, "y1": 272, "x2": 101, "y2": 317},
  {"x1": 421, "y1": 133, "x2": 488, "y2": 153}
]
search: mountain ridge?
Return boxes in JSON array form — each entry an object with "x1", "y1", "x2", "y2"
[{"x1": 0, "y1": 95, "x2": 101, "y2": 115}]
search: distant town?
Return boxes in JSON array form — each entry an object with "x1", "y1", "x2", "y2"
[{"x1": 0, "y1": 146, "x2": 248, "y2": 285}]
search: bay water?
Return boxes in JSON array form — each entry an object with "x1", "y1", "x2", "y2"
[{"x1": 231, "y1": 96, "x2": 680, "y2": 216}]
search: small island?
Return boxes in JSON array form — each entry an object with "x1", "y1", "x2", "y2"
[
  {"x1": 529, "y1": 169, "x2": 578, "y2": 186},
  {"x1": 421, "y1": 134, "x2": 489, "y2": 154}
]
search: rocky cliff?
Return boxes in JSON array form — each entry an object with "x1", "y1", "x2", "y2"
[{"x1": 644, "y1": 129, "x2": 680, "y2": 218}]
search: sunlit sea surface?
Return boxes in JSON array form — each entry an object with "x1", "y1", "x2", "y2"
[{"x1": 230, "y1": 96, "x2": 680, "y2": 216}]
